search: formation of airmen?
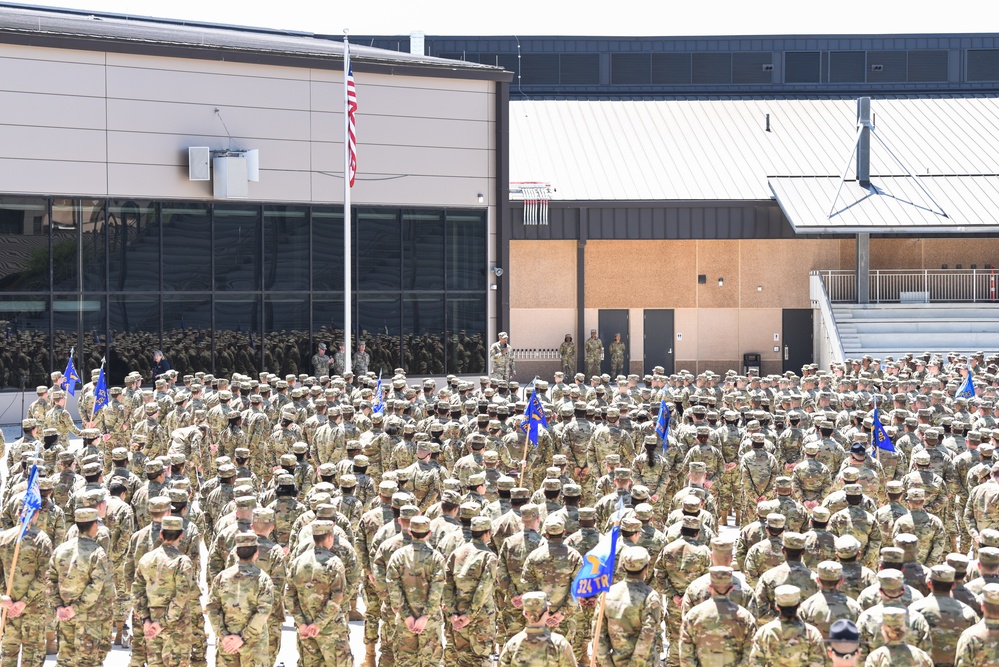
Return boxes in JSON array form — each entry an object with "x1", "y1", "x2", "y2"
[{"x1": 1, "y1": 345, "x2": 999, "y2": 667}]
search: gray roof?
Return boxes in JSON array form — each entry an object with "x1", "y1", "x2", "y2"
[
  {"x1": 0, "y1": 4, "x2": 506, "y2": 77},
  {"x1": 510, "y1": 96, "x2": 999, "y2": 205}
]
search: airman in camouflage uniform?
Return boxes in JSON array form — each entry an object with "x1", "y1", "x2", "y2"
[
  {"x1": 386, "y1": 516, "x2": 446, "y2": 667},
  {"x1": 597, "y1": 546, "x2": 662, "y2": 667},
  {"x1": 496, "y1": 504, "x2": 544, "y2": 642},
  {"x1": 206, "y1": 532, "x2": 275, "y2": 667},
  {"x1": 131, "y1": 515, "x2": 198, "y2": 667},
  {"x1": 829, "y1": 483, "x2": 883, "y2": 569},
  {"x1": 855, "y1": 569, "x2": 933, "y2": 663},
  {"x1": 44, "y1": 390, "x2": 82, "y2": 448},
  {"x1": 893, "y1": 487, "x2": 947, "y2": 565},
  {"x1": 587, "y1": 408, "x2": 635, "y2": 475},
  {"x1": 746, "y1": 585, "x2": 826, "y2": 667},
  {"x1": 558, "y1": 336, "x2": 576, "y2": 377},
  {"x1": 953, "y1": 582, "x2": 999, "y2": 667},
  {"x1": 739, "y1": 434, "x2": 780, "y2": 523},
  {"x1": 285, "y1": 520, "x2": 351, "y2": 667},
  {"x1": 47, "y1": 507, "x2": 115, "y2": 667},
  {"x1": 0, "y1": 508, "x2": 53, "y2": 667},
  {"x1": 444, "y1": 515, "x2": 499, "y2": 667},
  {"x1": 875, "y1": 480, "x2": 909, "y2": 543},
  {"x1": 653, "y1": 515, "x2": 711, "y2": 667},
  {"x1": 908, "y1": 563, "x2": 978, "y2": 667},
  {"x1": 583, "y1": 330, "x2": 603, "y2": 380},
  {"x1": 679, "y1": 565, "x2": 757, "y2": 667},
  {"x1": 862, "y1": 606, "x2": 933, "y2": 667},
  {"x1": 743, "y1": 513, "x2": 787, "y2": 588},
  {"x1": 489, "y1": 332, "x2": 515, "y2": 381},
  {"x1": 751, "y1": 531, "x2": 819, "y2": 623},
  {"x1": 498, "y1": 591, "x2": 576, "y2": 667},
  {"x1": 790, "y1": 442, "x2": 832, "y2": 509},
  {"x1": 608, "y1": 334, "x2": 625, "y2": 378},
  {"x1": 797, "y1": 560, "x2": 862, "y2": 639},
  {"x1": 521, "y1": 516, "x2": 584, "y2": 660}
]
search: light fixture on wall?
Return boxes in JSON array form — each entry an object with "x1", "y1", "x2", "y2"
[
  {"x1": 757, "y1": 285, "x2": 763, "y2": 291},
  {"x1": 477, "y1": 193, "x2": 484, "y2": 204},
  {"x1": 718, "y1": 277, "x2": 724, "y2": 287}
]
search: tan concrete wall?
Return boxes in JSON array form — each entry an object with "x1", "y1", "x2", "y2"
[
  {"x1": 0, "y1": 43, "x2": 496, "y2": 208},
  {"x1": 870, "y1": 237, "x2": 999, "y2": 270}
]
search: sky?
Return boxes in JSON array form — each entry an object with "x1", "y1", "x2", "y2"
[{"x1": 16, "y1": 0, "x2": 999, "y2": 36}]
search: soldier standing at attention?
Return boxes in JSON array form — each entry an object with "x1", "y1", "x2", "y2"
[
  {"x1": 584, "y1": 330, "x2": 603, "y2": 379},
  {"x1": 597, "y1": 546, "x2": 662, "y2": 667},
  {"x1": 609, "y1": 334, "x2": 625, "y2": 379},
  {"x1": 953, "y1": 582, "x2": 999, "y2": 666},
  {"x1": 285, "y1": 520, "x2": 351, "y2": 667},
  {"x1": 498, "y1": 591, "x2": 577, "y2": 667},
  {"x1": 353, "y1": 342, "x2": 370, "y2": 376},
  {"x1": 207, "y1": 532, "x2": 275, "y2": 667},
  {"x1": 559, "y1": 335, "x2": 576, "y2": 377},
  {"x1": 386, "y1": 515, "x2": 446, "y2": 667},
  {"x1": 47, "y1": 507, "x2": 115, "y2": 667},
  {"x1": 747, "y1": 585, "x2": 826, "y2": 667},
  {"x1": 679, "y1": 566, "x2": 757, "y2": 667},
  {"x1": 444, "y1": 515, "x2": 499, "y2": 667},
  {"x1": 131, "y1": 515, "x2": 198, "y2": 667},
  {"x1": 311, "y1": 343, "x2": 331, "y2": 379},
  {"x1": 489, "y1": 332, "x2": 515, "y2": 381},
  {"x1": 0, "y1": 504, "x2": 53, "y2": 667}
]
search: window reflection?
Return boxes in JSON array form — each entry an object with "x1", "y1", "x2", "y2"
[
  {"x1": 163, "y1": 203, "x2": 210, "y2": 291},
  {"x1": 110, "y1": 295, "x2": 161, "y2": 384},
  {"x1": 108, "y1": 200, "x2": 159, "y2": 291},
  {"x1": 264, "y1": 294, "x2": 309, "y2": 377},
  {"x1": 0, "y1": 296, "x2": 49, "y2": 388},
  {"x1": 0, "y1": 198, "x2": 48, "y2": 292}
]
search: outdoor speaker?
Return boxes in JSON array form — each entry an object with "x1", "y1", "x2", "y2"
[{"x1": 189, "y1": 147, "x2": 210, "y2": 181}]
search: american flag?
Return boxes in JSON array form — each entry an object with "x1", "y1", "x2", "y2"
[{"x1": 347, "y1": 63, "x2": 358, "y2": 188}]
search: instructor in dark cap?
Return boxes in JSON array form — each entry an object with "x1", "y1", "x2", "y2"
[{"x1": 826, "y1": 618, "x2": 860, "y2": 667}]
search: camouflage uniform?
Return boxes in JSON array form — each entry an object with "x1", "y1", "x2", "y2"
[
  {"x1": 132, "y1": 521, "x2": 198, "y2": 667},
  {"x1": 285, "y1": 521, "x2": 351, "y2": 667},
  {"x1": 521, "y1": 518, "x2": 584, "y2": 660},
  {"x1": 498, "y1": 592, "x2": 576, "y2": 667},
  {"x1": 496, "y1": 506, "x2": 544, "y2": 642},
  {"x1": 679, "y1": 566, "x2": 757, "y2": 667},
  {"x1": 206, "y1": 536, "x2": 275, "y2": 667},
  {"x1": 47, "y1": 515, "x2": 115, "y2": 667},
  {"x1": 385, "y1": 518, "x2": 447, "y2": 667},
  {"x1": 828, "y1": 486, "x2": 883, "y2": 569},
  {"x1": 597, "y1": 546, "x2": 663, "y2": 667},
  {"x1": 444, "y1": 517, "x2": 499, "y2": 667},
  {"x1": 652, "y1": 517, "x2": 711, "y2": 667},
  {"x1": 953, "y1": 583, "x2": 999, "y2": 666},
  {"x1": 746, "y1": 586, "x2": 825, "y2": 667},
  {"x1": 907, "y1": 564, "x2": 978, "y2": 667},
  {"x1": 584, "y1": 333, "x2": 603, "y2": 379},
  {"x1": 0, "y1": 522, "x2": 53, "y2": 667},
  {"x1": 750, "y1": 534, "x2": 819, "y2": 623},
  {"x1": 797, "y1": 562, "x2": 862, "y2": 639},
  {"x1": 739, "y1": 442, "x2": 779, "y2": 520}
]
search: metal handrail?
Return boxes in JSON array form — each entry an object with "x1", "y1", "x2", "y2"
[
  {"x1": 809, "y1": 273, "x2": 846, "y2": 363},
  {"x1": 813, "y1": 268, "x2": 999, "y2": 304}
]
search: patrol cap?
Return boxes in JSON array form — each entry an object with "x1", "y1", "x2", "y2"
[
  {"x1": 906, "y1": 488, "x2": 925, "y2": 501},
  {"x1": 810, "y1": 506, "x2": 831, "y2": 522},
  {"x1": 161, "y1": 516, "x2": 184, "y2": 531},
  {"x1": 709, "y1": 537, "x2": 734, "y2": 555},
  {"x1": 630, "y1": 485, "x2": 650, "y2": 501},
  {"x1": 74, "y1": 508, "x2": 99, "y2": 522},
  {"x1": 613, "y1": 467, "x2": 632, "y2": 480},
  {"x1": 217, "y1": 463, "x2": 237, "y2": 477},
  {"x1": 843, "y1": 483, "x2": 863, "y2": 496},
  {"x1": 339, "y1": 474, "x2": 357, "y2": 488},
  {"x1": 563, "y1": 483, "x2": 582, "y2": 498},
  {"x1": 604, "y1": 454, "x2": 621, "y2": 464},
  {"x1": 782, "y1": 532, "x2": 805, "y2": 549},
  {"x1": 981, "y1": 529, "x2": 999, "y2": 547},
  {"x1": 459, "y1": 502, "x2": 481, "y2": 518},
  {"x1": 552, "y1": 454, "x2": 568, "y2": 466},
  {"x1": 144, "y1": 460, "x2": 165, "y2": 474},
  {"x1": 521, "y1": 591, "x2": 548, "y2": 614},
  {"x1": 111, "y1": 447, "x2": 128, "y2": 461},
  {"x1": 681, "y1": 515, "x2": 701, "y2": 530},
  {"x1": 681, "y1": 495, "x2": 702, "y2": 511},
  {"x1": 144, "y1": 403, "x2": 159, "y2": 415},
  {"x1": 881, "y1": 606, "x2": 907, "y2": 628},
  {"x1": 817, "y1": 561, "x2": 843, "y2": 582},
  {"x1": 774, "y1": 585, "x2": 801, "y2": 606},
  {"x1": 38, "y1": 476, "x2": 54, "y2": 490},
  {"x1": 929, "y1": 563, "x2": 955, "y2": 583},
  {"x1": 886, "y1": 480, "x2": 904, "y2": 495},
  {"x1": 543, "y1": 515, "x2": 566, "y2": 535},
  {"x1": 57, "y1": 450, "x2": 75, "y2": 463},
  {"x1": 775, "y1": 476, "x2": 793, "y2": 489},
  {"x1": 167, "y1": 488, "x2": 189, "y2": 503},
  {"x1": 913, "y1": 450, "x2": 931, "y2": 465},
  {"x1": 978, "y1": 547, "x2": 999, "y2": 566},
  {"x1": 877, "y1": 568, "x2": 904, "y2": 592},
  {"x1": 148, "y1": 496, "x2": 171, "y2": 513},
  {"x1": 470, "y1": 516, "x2": 493, "y2": 532},
  {"x1": 441, "y1": 490, "x2": 462, "y2": 505},
  {"x1": 409, "y1": 516, "x2": 431, "y2": 534},
  {"x1": 766, "y1": 512, "x2": 786, "y2": 529},
  {"x1": 621, "y1": 517, "x2": 642, "y2": 532},
  {"x1": 841, "y1": 466, "x2": 861, "y2": 482},
  {"x1": 982, "y1": 583, "x2": 999, "y2": 604},
  {"x1": 621, "y1": 546, "x2": 650, "y2": 572},
  {"x1": 520, "y1": 503, "x2": 540, "y2": 520},
  {"x1": 577, "y1": 507, "x2": 596, "y2": 521},
  {"x1": 510, "y1": 487, "x2": 531, "y2": 500},
  {"x1": 276, "y1": 473, "x2": 296, "y2": 487},
  {"x1": 399, "y1": 505, "x2": 420, "y2": 519},
  {"x1": 393, "y1": 492, "x2": 415, "y2": 509},
  {"x1": 946, "y1": 553, "x2": 970, "y2": 574},
  {"x1": 80, "y1": 488, "x2": 107, "y2": 508},
  {"x1": 235, "y1": 495, "x2": 257, "y2": 509},
  {"x1": 689, "y1": 461, "x2": 707, "y2": 473},
  {"x1": 835, "y1": 535, "x2": 862, "y2": 557},
  {"x1": 633, "y1": 503, "x2": 654, "y2": 521},
  {"x1": 81, "y1": 462, "x2": 102, "y2": 476},
  {"x1": 252, "y1": 507, "x2": 275, "y2": 523},
  {"x1": 481, "y1": 450, "x2": 498, "y2": 463}
]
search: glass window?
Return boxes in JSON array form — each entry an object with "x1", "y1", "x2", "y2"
[
  {"x1": 356, "y1": 209, "x2": 401, "y2": 291},
  {"x1": 214, "y1": 295, "x2": 261, "y2": 378},
  {"x1": 0, "y1": 197, "x2": 48, "y2": 292},
  {"x1": 161, "y1": 295, "x2": 211, "y2": 379},
  {"x1": 215, "y1": 204, "x2": 261, "y2": 291},
  {"x1": 446, "y1": 211, "x2": 487, "y2": 290},
  {"x1": 81, "y1": 203, "x2": 106, "y2": 292},
  {"x1": 162, "y1": 203, "x2": 211, "y2": 291},
  {"x1": 402, "y1": 210, "x2": 444, "y2": 290},
  {"x1": 50, "y1": 199, "x2": 89, "y2": 292},
  {"x1": 264, "y1": 205, "x2": 309, "y2": 291},
  {"x1": 447, "y1": 294, "x2": 487, "y2": 374},
  {"x1": 264, "y1": 294, "x2": 310, "y2": 377},
  {"x1": 53, "y1": 295, "x2": 104, "y2": 387},
  {"x1": 108, "y1": 200, "x2": 160, "y2": 291},
  {"x1": 404, "y1": 294, "x2": 445, "y2": 375},
  {"x1": 0, "y1": 295, "x2": 49, "y2": 388},
  {"x1": 110, "y1": 295, "x2": 161, "y2": 384},
  {"x1": 357, "y1": 294, "x2": 400, "y2": 374},
  {"x1": 312, "y1": 293, "x2": 345, "y2": 354},
  {"x1": 312, "y1": 208, "x2": 344, "y2": 291}
]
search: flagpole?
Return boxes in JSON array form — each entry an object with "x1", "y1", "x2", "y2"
[
  {"x1": 343, "y1": 34, "x2": 352, "y2": 378},
  {"x1": 0, "y1": 537, "x2": 24, "y2": 637},
  {"x1": 589, "y1": 592, "x2": 607, "y2": 667}
]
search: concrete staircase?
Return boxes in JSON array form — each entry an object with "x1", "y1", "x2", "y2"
[{"x1": 832, "y1": 303, "x2": 999, "y2": 358}]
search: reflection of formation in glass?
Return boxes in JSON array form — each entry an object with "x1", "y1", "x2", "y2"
[{"x1": 0, "y1": 197, "x2": 488, "y2": 386}]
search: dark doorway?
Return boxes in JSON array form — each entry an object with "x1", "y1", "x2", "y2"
[
  {"x1": 782, "y1": 308, "x2": 814, "y2": 373},
  {"x1": 598, "y1": 309, "x2": 629, "y2": 377},
  {"x1": 643, "y1": 309, "x2": 675, "y2": 374}
]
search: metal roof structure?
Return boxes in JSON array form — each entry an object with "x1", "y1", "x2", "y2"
[
  {"x1": 510, "y1": 96, "x2": 999, "y2": 232},
  {"x1": 0, "y1": 4, "x2": 508, "y2": 79}
]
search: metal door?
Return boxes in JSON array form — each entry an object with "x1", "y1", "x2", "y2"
[
  {"x1": 643, "y1": 309, "x2": 675, "y2": 374},
  {"x1": 597, "y1": 309, "x2": 629, "y2": 377},
  {"x1": 782, "y1": 308, "x2": 814, "y2": 373}
]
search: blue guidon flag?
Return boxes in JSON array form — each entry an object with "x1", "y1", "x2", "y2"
[
  {"x1": 572, "y1": 522, "x2": 620, "y2": 599},
  {"x1": 521, "y1": 392, "x2": 547, "y2": 447},
  {"x1": 871, "y1": 404, "x2": 896, "y2": 456},
  {"x1": 655, "y1": 399, "x2": 670, "y2": 452}
]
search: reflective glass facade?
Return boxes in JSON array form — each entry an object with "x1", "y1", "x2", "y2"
[{"x1": 0, "y1": 197, "x2": 488, "y2": 387}]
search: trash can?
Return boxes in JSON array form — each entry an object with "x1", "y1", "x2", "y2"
[{"x1": 743, "y1": 353, "x2": 761, "y2": 376}]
